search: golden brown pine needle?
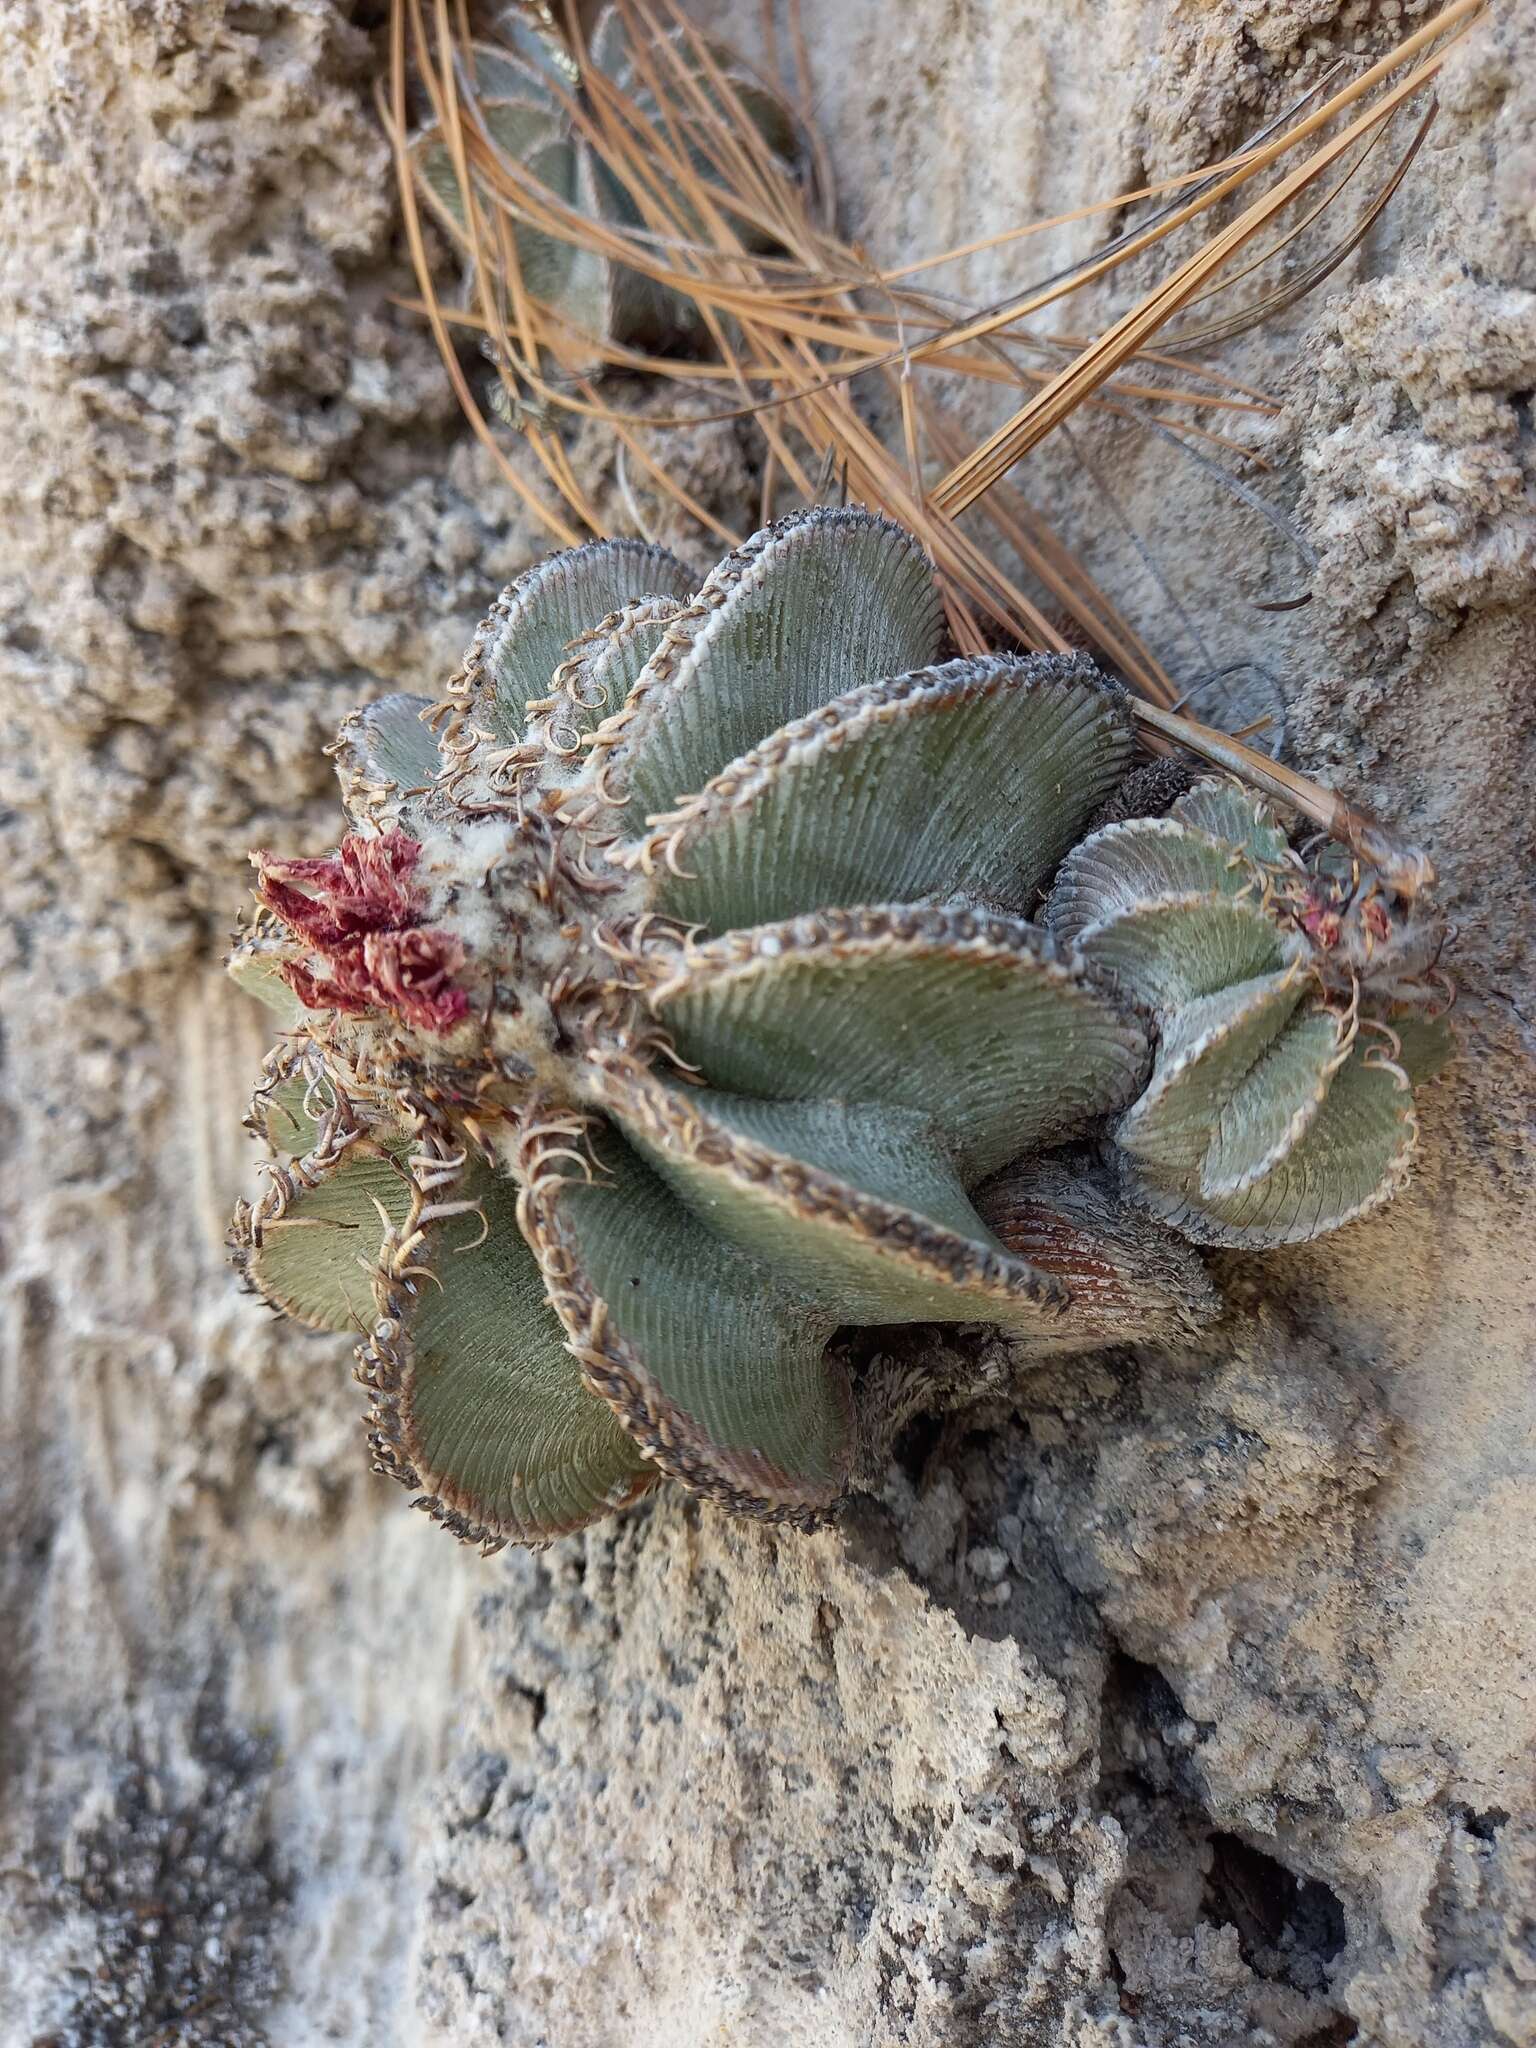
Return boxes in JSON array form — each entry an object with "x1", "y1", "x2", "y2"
[
  {"x1": 931, "y1": 0, "x2": 1479, "y2": 512},
  {"x1": 387, "y1": 0, "x2": 584, "y2": 546},
  {"x1": 387, "y1": 0, "x2": 1474, "y2": 805}
]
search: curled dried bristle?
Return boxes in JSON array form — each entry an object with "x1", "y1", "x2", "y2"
[{"x1": 229, "y1": 512, "x2": 1451, "y2": 1548}]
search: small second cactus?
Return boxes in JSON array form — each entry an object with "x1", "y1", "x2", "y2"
[{"x1": 1049, "y1": 786, "x2": 1453, "y2": 1244}]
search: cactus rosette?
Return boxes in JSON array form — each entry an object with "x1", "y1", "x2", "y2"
[{"x1": 229, "y1": 507, "x2": 1452, "y2": 1551}]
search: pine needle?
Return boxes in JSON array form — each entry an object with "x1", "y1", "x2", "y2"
[{"x1": 384, "y1": 0, "x2": 1478, "y2": 806}]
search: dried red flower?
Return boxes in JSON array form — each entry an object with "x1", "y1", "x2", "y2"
[{"x1": 255, "y1": 830, "x2": 468, "y2": 1032}]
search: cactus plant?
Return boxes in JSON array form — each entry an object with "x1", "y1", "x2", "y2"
[
  {"x1": 228, "y1": 505, "x2": 1449, "y2": 1551},
  {"x1": 1047, "y1": 784, "x2": 1454, "y2": 1245},
  {"x1": 410, "y1": 3, "x2": 808, "y2": 360}
]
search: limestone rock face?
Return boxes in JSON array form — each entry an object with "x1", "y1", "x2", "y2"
[{"x1": 1, "y1": 3, "x2": 1531, "y2": 2044}]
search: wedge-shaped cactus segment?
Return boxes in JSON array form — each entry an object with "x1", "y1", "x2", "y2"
[
  {"x1": 1116, "y1": 969, "x2": 1306, "y2": 1174},
  {"x1": 636, "y1": 654, "x2": 1133, "y2": 932},
  {"x1": 1125, "y1": 1037, "x2": 1418, "y2": 1247},
  {"x1": 972, "y1": 1156, "x2": 1219, "y2": 1348},
  {"x1": 367, "y1": 1166, "x2": 653, "y2": 1547},
  {"x1": 332, "y1": 693, "x2": 442, "y2": 828},
  {"x1": 413, "y1": 107, "x2": 572, "y2": 272},
  {"x1": 412, "y1": 85, "x2": 615, "y2": 330},
  {"x1": 463, "y1": 33, "x2": 575, "y2": 98},
  {"x1": 1201, "y1": 1004, "x2": 1345, "y2": 1198},
  {"x1": 235, "y1": 1140, "x2": 413, "y2": 1333},
  {"x1": 592, "y1": 6, "x2": 805, "y2": 175},
  {"x1": 476, "y1": 20, "x2": 578, "y2": 88},
  {"x1": 531, "y1": 596, "x2": 682, "y2": 763},
  {"x1": 1079, "y1": 894, "x2": 1290, "y2": 1014},
  {"x1": 1171, "y1": 778, "x2": 1292, "y2": 867},
  {"x1": 525, "y1": 139, "x2": 614, "y2": 346},
  {"x1": 530, "y1": 1130, "x2": 849, "y2": 1516},
  {"x1": 587, "y1": 8, "x2": 807, "y2": 265},
  {"x1": 481, "y1": 97, "x2": 563, "y2": 154},
  {"x1": 590, "y1": 1066, "x2": 1070, "y2": 1334},
  {"x1": 465, "y1": 539, "x2": 695, "y2": 746},
  {"x1": 610, "y1": 509, "x2": 944, "y2": 823},
  {"x1": 647, "y1": 905, "x2": 1147, "y2": 1178},
  {"x1": 412, "y1": 14, "x2": 806, "y2": 363},
  {"x1": 1047, "y1": 818, "x2": 1258, "y2": 945}
]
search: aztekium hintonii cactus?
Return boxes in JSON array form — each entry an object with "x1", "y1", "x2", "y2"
[
  {"x1": 1047, "y1": 782, "x2": 1454, "y2": 1244},
  {"x1": 409, "y1": 3, "x2": 808, "y2": 366},
  {"x1": 227, "y1": 506, "x2": 1450, "y2": 1553}
]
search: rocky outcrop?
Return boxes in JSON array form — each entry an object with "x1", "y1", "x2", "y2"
[{"x1": 1, "y1": 2, "x2": 1530, "y2": 2043}]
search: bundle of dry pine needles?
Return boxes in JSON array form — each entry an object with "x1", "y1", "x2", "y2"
[{"x1": 382, "y1": 0, "x2": 1484, "y2": 879}]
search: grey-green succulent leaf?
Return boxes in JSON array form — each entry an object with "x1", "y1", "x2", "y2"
[
  {"x1": 232, "y1": 1140, "x2": 415, "y2": 1333},
  {"x1": 535, "y1": 137, "x2": 616, "y2": 347},
  {"x1": 252, "y1": 1062, "x2": 333, "y2": 1156},
  {"x1": 591, "y1": 5, "x2": 805, "y2": 169},
  {"x1": 590, "y1": 1065, "x2": 1072, "y2": 1334},
  {"x1": 1076, "y1": 894, "x2": 1292, "y2": 1014},
  {"x1": 529, "y1": 595, "x2": 683, "y2": 766},
  {"x1": 463, "y1": 32, "x2": 575, "y2": 100},
  {"x1": 481, "y1": 97, "x2": 568, "y2": 160},
  {"x1": 1114, "y1": 969, "x2": 1307, "y2": 1175},
  {"x1": 586, "y1": 7, "x2": 809, "y2": 250},
  {"x1": 462, "y1": 538, "x2": 695, "y2": 747},
  {"x1": 1047, "y1": 817, "x2": 1260, "y2": 945},
  {"x1": 227, "y1": 928, "x2": 306, "y2": 1026},
  {"x1": 360, "y1": 1162, "x2": 652, "y2": 1548},
  {"x1": 477, "y1": 16, "x2": 579, "y2": 89},
  {"x1": 413, "y1": 110, "x2": 583, "y2": 313},
  {"x1": 526, "y1": 1126, "x2": 851, "y2": 1518},
  {"x1": 633, "y1": 652, "x2": 1133, "y2": 932},
  {"x1": 607, "y1": 508, "x2": 944, "y2": 826},
  {"x1": 332, "y1": 692, "x2": 443, "y2": 829},
  {"x1": 646, "y1": 903, "x2": 1148, "y2": 1177},
  {"x1": 1169, "y1": 777, "x2": 1293, "y2": 867},
  {"x1": 1199, "y1": 1003, "x2": 1346, "y2": 1198},
  {"x1": 1121, "y1": 1034, "x2": 1419, "y2": 1248}
]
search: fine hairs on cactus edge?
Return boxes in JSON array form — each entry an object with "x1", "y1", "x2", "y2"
[{"x1": 226, "y1": 507, "x2": 1454, "y2": 1554}]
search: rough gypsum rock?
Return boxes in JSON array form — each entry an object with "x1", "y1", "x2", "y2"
[{"x1": 228, "y1": 505, "x2": 1448, "y2": 1552}]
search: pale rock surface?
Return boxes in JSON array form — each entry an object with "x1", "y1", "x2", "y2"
[{"x1": 0, "y1": 1, "x2": 1531, "y2": 2044}]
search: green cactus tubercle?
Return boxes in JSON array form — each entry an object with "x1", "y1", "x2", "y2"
[{"x1": 229, "y1": 507, "x2": 1450, "y2": 1550}]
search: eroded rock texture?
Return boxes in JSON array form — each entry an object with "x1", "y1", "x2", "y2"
[{"x1": 1, "y1": 1, "x2": 1531, "y2": 2043}]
